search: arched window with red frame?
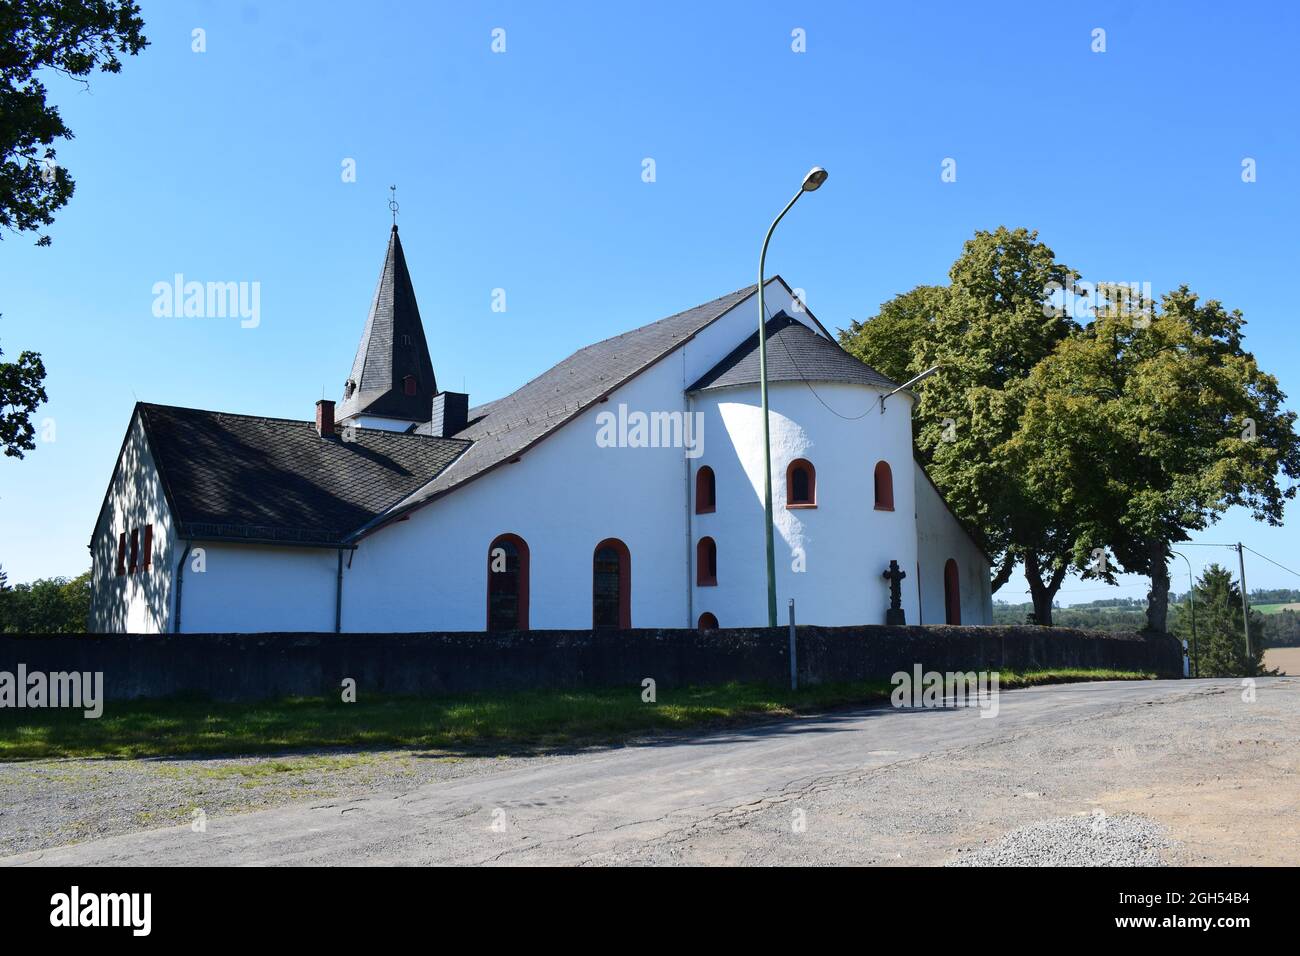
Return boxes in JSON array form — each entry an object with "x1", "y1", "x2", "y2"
[
  {"x1": 874, "y1": 461, "x2": 894, "y2": 511},
  {"x1": 487, "y1": 533, "x2": 530, "y2": 631},
  {"x1": 786, "y1": 458, "x2": 816, "y2": 508},
  {"x1": 593, "y1": 538, "x2": 631, "y2": 629},
  {"x1": 403, "y1": 374, "x2": 418, "y2": 396},
  {"x1": 695, "y1": 466, "x2": 716, "y2": 514},
  {"x1": 697, "y1": 612, "x2": 719, "y2": 631},
  {"x1": 696, "y1": 537, "x2": 717, "y2": 587},
  {"x1": 943, "y1": 558, "x2": 961, "y2": 625}
]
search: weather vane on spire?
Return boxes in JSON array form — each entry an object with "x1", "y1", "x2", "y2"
[{"x1": 388, "y1": 184, "x2": 399, "y2": 228}]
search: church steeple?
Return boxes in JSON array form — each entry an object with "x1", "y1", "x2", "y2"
[{"x1": 337, "y1": 223, "x2": 438, "y2": 425}]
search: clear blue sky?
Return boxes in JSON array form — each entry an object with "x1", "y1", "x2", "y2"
[{"x1": 1, "y1": 0, "x2": 1297, "y2": 604}]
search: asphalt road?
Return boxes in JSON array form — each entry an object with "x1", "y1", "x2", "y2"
[{"x1": 4, "y1": 678, "x2": 1296, "y2": 866}]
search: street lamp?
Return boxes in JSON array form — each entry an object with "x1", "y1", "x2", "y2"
[
  {"x1": 1171, "y1": 550, "x2": 1198, "y2": 678},
  {"x1": 757, "y1": 166, "x2": 827, "y2": 627},
  {"x1": 879, "y1": 364, "x2": 942, "y2": 413}
]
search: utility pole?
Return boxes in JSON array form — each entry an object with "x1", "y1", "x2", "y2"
[{"x1": 1236, "y1": 542, "x2": 1252, "y2": 660}]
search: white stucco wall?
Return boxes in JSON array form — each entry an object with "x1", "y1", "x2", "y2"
[
  {"x1": 336, "y1": 281, "x2": 863, "y2": 633},
  {"x1": 90, "y1": 280, "x2": 990, "y2": 634},
  {"x1": 177, "y1": 542, "x2": 339, "y2": 633},
  {"x1": 89, "y1": 412, "x2": 176, "y2": 633},
  {"x1": 914, "y1": 470, "x2": 993, "y2": 625},
  {"x1": 689, "y1": 380, "x2": 919, "y2": 627},
  {"x1": 340, "y1": 352, "x2": 696, "y2": 631}
]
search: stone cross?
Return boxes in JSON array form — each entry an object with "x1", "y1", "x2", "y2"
[{"x1": 882, "y1": 559, "x2": 907, "y2": 625}]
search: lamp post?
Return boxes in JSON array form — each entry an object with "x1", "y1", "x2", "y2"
[
  {"x1": 1171, "y1": 549, "x2": 1197, "y2": 678},
  {"x1": 758, "y1": 166, "x2": 827, "y2": 627}
]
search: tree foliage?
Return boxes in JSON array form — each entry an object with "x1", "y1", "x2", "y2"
[
  {"x1": 0, "y1": 0, "x2": 147, "y2": 245},
  {"x1": 839, "y1": 285, "x2": 946, "y2": 385},
  {"x1": 0, "y1": 323, "x2": 47, "y2": 458},
  {"x1": 840, "y1": 227, "x2": 1082, "y2": 621},
  {"x1": 1016, "y1": 286, "x2": 1300, "y2": 631},
  {"x1": 841, "y1": 227, "x2": 1299, "y2": 632},
  {"x1": 1260, "y1": 609, "x2": 1300, "y2": 648},
  {"x1": 1170, "y1": 564, "x2": 1268, "y2": 677},
  {"x1": 0, "y1": 569, "x2": 90, "y2": 633},
  {"x1": 0, "y1": 2, "x2": 146, "y2": 459}
]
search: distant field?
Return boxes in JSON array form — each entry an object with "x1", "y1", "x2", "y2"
[
  {"x1": 1254, "y1": 602, "x2": 1300, "y2": 615},
  {"x1": 1264, "y1": 647, "x2": 1300, "y2": 675}
]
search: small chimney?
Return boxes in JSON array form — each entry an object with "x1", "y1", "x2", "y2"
[
  {"x1": 315, "y1": 399, "x2": 335, "y2": 438},
  {"x1": 430, "y1": 391, "x2": 468, "y2": 438}
]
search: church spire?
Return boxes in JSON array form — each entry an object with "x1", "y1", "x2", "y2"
[{"x1": 337, "y1": 217, "x2": 438, "y2": 425}]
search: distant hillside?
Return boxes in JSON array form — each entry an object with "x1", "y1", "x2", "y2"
[
  {"x1": 993, "y1": 589, "x2": 1300, "y2": 646},
  {"x1": 1249, "y1": 588, "x2": 1300, "y2": 606},
  {"x1": 992, "y1": 598, "x2": 1148, "y2": 631}
]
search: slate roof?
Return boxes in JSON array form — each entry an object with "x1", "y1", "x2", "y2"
[
  {"x1": 688, "y1": 313, "x2": 898, "y2": 393},
  {"x1": 349, "y1": 282, "x2": 763, "y2": 538},
  {"x1": 336, "y1": 226, "x2": 438, "y2": 423},
  {"x1": 137, "y1": 403, "x2": 469, "y2": 546}
]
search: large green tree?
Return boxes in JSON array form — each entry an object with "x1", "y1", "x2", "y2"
[
  {"x1": 841, "y1": 227, "x2": 1083, "y2": 620},
  {"x1": 1017, "y1": 286, "x2": 1299, "y2": 632}
]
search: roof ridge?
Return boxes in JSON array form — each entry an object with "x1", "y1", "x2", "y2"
[
  {"x1": 462, "y1": 282, "x2": 761, "y2": 416},
  {"x1": 138, "y1": 402, "x2": 470, "y2": 442},
  {"x1": 134, "y1": 401, "x2": 472, "y2": 548},
  {"x1": 686, "y1": 310, "x2": 899, "y2": 394},
  {"x1": 347, "y1": 281, "x2": 763, "y2": 540},
  {"x1": 577, "y1": 282, "x2": 758, "y2": 352}
]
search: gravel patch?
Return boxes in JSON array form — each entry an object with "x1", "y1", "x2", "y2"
[
  {"x1": 947, "y1": 812, "x2": 1175, "y2": 866},
  {"x1": 0, "y1": 749, "x2": 558, "y2": 856}
]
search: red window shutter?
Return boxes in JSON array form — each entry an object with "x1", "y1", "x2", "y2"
[
  {"x1": 116, "y1": 533, "x2": 127, "y2": 576},
  {"x1": 129, "y1": 528, "x2": 140, "y2": 574},
  {"x1": 141, "y1": 524, "x2": 153, "y2": 570}
]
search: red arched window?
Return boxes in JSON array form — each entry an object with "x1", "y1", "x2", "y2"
[
  {"x1": 695, "y1": 466, "x2": 716, "y2": 514},
  {"x1": 696, "y1": 537, "x2": 717, "y2": 587},
  {"x1": 943, "y1": 558, "x2": 961, "y2": 625},
  {"x1": 697, "y1": 612, "x2": 719, "y2": 631},
  {"x1": 403, "y1": 374, "x2": 418, "y2": 396},
  {"x1": 487, "y1": 533, "x2": 530, "y2": 631},
  {"x1": 593, "y1": 538, "x2": 631, "y2": 629},
  {"x1": 874, "y1": 461, "x2": 894, "y2": 511},
  {"x1": 786, "y1": 459, "x2": 816, "y2": 508}
]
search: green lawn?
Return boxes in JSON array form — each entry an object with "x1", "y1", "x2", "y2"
[{"x1": 0, "y1": 669, "x2": 1154, "y2": 761}]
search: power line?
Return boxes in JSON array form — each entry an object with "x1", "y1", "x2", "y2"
[
  {"x1": 763, "y1": 298, "x2": 878, "y2": 420},
  {"x1": 1242, "y1": 546, "x2": 1300, "y2": 581}
]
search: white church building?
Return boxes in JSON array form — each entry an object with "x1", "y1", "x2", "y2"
[{"x1": 89, "y1": 226, "x2": 993, "y2": 633}]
